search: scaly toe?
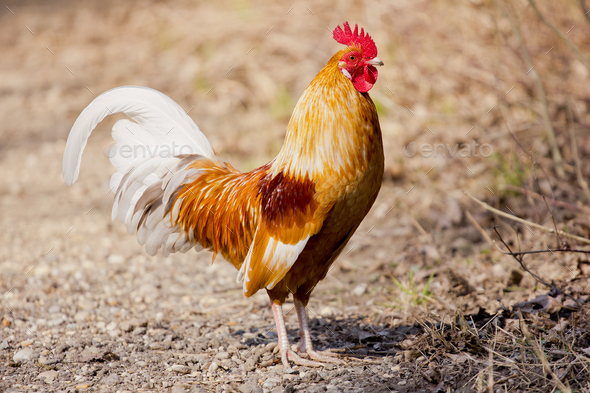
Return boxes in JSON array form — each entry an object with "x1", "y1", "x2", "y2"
[
  {"x1": 285, "y1": 348, "x2": 323, "y2": 367},
  {"x1": 306, "y1": 349, "x2": 343, "y2": 364}
]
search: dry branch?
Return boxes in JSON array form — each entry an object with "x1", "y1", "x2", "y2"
[
  {"x1": 529, "y1": 0, "x2": 590, "y2": 72},
  {"x1": 494, "y1": 0, "x2": 565, "y2": 178},
  {"x1": 464, "y1": 192, "x2": 590, "y2": 245},
  {"x1": 498, "y1": 184, "x2": 590, "y2": 213},
  {"x1": 466, "y1": 210, "x2": 495, "y2": 247},
  {"x1": 567, "y1": 100, "x2": 590, "y2": 202}
]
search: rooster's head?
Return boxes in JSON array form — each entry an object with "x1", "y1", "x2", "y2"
[{"x1": 333, "y1": 22, "x2": 383, "y2": 93}]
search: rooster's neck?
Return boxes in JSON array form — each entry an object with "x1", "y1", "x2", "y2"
[{"x1": 271, "y1": 51, "x2": 381, "y2": 182}]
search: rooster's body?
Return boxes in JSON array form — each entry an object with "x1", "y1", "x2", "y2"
[{"x1": 64, "y1": 22, "x2": 384, "y2": 367}]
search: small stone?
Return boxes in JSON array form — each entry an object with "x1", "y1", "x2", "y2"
[
  {"x1": 39, "y1": 356, "x2": 61, "y2": 365},
  {"x1": 208, "y1": 361, "x2": 219, "y2": 373},
  {"x1": 74, "y1": 311, "x2": 91, "y2": 322},
  {"x1": 239, "y1": 381, "x2": 262, "y2": 393},
  {"x1": 320, "y1": 306, "x2": 335, "y2": 316},
  {"x1": 149, "y1": 341, "x2": 171, "y2": 350},
  {"x1": 135, "y1": 361, "x2": 147, "y2": 367},
  {"x1": 245, "y1": 359, "x2": 257, "y2": 371},
  {"x1": 107, "y1": 254, "x2": 125, "y2": 264},
  {"x1": 103, "y1": 373, "x2": 120, "y2": 385},
  {"x1": 75, "y1": 383, "x2": 91, "y2": 389},
  {"x1": 351, "y1": 283, "x2": 368, "y2": 296},
  {"x1": 39, "y1": 370, "x2": 58, "y2": 383},
  {"x1": 13, "y1": 347, "x2": 38, "y2": 363},
  {"x1": 171, "y1": 364, "x2": 191, "y2": 374},
  {"x1": 263, "y1": 377, "x2": 281, "y2": 390},
  {"x1": 215, "y1": 351, "x2": 230, "y2": 360},
  {"x1": 326, "y1": 384, "x2": 340, "y2": 393},
  {"x1": 284, "y1": 367, "x2": 299, "y2": 374},
  {"x1": 171, "y1": 386, "x2": 187, "y2": 393},
  {"x1": 19, "y1": 340, "x2": 33, "y2": 347},
  {"x1": 0, "y1": 340, "x2": 9, "y2": 350},
  {"x1": 119, "y1": 320, "x2": 135, "y2": 333},
  {"x1": 132, "y1": 326, "x2": 146, "y2": 335},
  {"x1": 2, "y1": 318, "x2": 10, "y2": 327}
]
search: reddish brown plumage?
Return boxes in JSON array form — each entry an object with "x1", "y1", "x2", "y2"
[{"x1": 168, "y1": 40, "x2": 384, "y2": 303}]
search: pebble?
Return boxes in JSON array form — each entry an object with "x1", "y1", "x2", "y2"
[
  {"x1": 135, "y1": 360, "x2": 147, "y2": 367},
  {"x1": 74, "y1": 310, "x2": 91, "y2": 322},
  {"x1": 239, "y1": 381, "x2": 263, "y2": 393},
  {"x1": 171, "y1": 386, "x2": 187, "y2": 393},
  {"x1": 262, "y1": 376, "x2": 281, "y2": 390},
  {"x1": 215, "y1": 351, "x2": 230, "y2": 359},
  {"x1": 19, "y1": 339, "x2": 33, "y2": 347},
  {"x1": 351, "y1": 283, "x2": 368, "y2": 296},
  {"x1": 208, "y1": 361, "x2": 219, "y2": 373},
  {"x1": 320, "y1": 306, "x2": 337, "y2": 316},
  {"x1": 103, "y1": 373, "x2": 120, "y2": 385},
  {"x1": 39, "y1": 370, "x2": 58, "y2": 383},
  {"x1": 171, "y1": 364, "x2": 191, "y2": 374},
  {"x1": 39, "y1": 356, "x2": 61, "y2": 365},
  {"x1": 0, "y1": 340, "x2": 9, "y2": 350},
  {"x1": 107, "y1": 254, "x2": 125, "y2": 264},
  {"x1": 13, "y1": 347, "x2": 38, "y2": 363}
]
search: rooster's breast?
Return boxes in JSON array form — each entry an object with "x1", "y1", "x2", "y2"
[{"x1": 267, "y1": 135, "x2": 384, "y2": 304}]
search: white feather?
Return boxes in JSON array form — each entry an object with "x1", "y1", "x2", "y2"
[
  {"x1": 63, "y1": 86, "x2": 215, "y2": 258},
  {"x1": 237, "y1": 232, "x2": 310, "y2": 293},
  {"x1": 63, "y1": 85, "x2": 213, "y2": 186}
]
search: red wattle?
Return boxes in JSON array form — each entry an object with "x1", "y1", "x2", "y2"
[{"x1": 352, "y1": 65, "x2": 378, "y2": 93}]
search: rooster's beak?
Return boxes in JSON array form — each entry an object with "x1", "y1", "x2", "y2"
[{"x1": 366, "y1": 57, "x2": 384, "y2": 66}]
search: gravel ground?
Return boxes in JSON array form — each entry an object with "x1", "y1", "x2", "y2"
[
  {"x1": 0, "y1": 143, "x2": 416, "y2": 392},
  {"x1": 0, "y1": 140, "x2": 421, "y2": 392}
]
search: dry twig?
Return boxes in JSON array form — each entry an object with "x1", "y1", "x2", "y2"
[
  {"x1": 567, "y1": 100, "x2": 590, "y2": 202},
  {"x1": 528, "y1": 0, "x2": 590, "y2": 72},
  {"x1": 464, "y1": 192, "x2": 590, "y2": 245},
  {"x1": 498, "y1": 184, "x2": 590, "y2": 213},
  {"x1": 494, "y1": 0, "x2": 565, "y2": 178}
]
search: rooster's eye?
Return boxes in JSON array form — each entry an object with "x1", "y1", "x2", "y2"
[{"x1": 349, "y1": 55, "x2": 355, "y2": 61}]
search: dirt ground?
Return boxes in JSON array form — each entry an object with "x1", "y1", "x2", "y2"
[{"x1": 2, "y1": 1, "x2": 590, "y2": 392}]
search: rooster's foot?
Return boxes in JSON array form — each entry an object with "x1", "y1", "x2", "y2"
[
  {"x1": 293, "y1": 344, "x2": 342, "y2": 364},
  {"x1": 281, "y1": 348, "x2": 323, "y2": 368}
]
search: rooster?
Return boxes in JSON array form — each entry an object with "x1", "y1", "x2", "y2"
[{"x1": 63, "y1": 22, "x2": 384, "y2": 367}]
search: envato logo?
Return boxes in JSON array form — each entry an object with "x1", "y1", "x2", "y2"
[
  {"x1": 103, "y1": 142, "x2": 196, "y2": 159},
  {"x1": 403, "y1": 141, "x2": 493, "y2": 158}
]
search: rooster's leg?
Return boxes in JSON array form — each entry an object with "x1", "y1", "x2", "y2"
[
  {"x1": 294, "y1": 299, "x2": 342, "y2": 363},
  {"x1": 271, "y1": 301, "x2": 322, "y2": 367}
]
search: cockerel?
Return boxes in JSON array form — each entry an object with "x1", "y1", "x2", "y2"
[{"x1": 63, "y1": 22, "x2": 384, "y2": 367}]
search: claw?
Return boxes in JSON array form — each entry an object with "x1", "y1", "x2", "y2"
[
  {"x1": 284, "y1": 348, "x2": 323, "y2": 367},
  {"x1": 305, "y1": 349, "x2": 342, "y2": 364}
]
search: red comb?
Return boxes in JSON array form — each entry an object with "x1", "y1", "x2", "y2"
[{"x1": 333, "y1": 22, "x2": 377, "y2": 59}]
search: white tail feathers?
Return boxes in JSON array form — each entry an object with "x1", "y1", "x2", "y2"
[
  {"x1": 63, "y1": 86, "x2": 216, "y2": 256},
  {"x1": 63, "y1": 86, "x2": 214, "y2": 186}
]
